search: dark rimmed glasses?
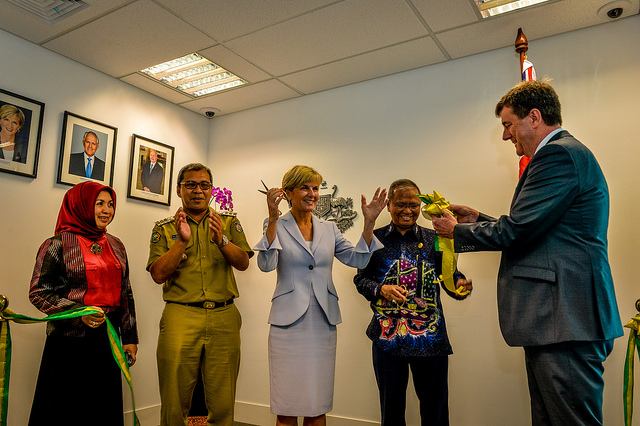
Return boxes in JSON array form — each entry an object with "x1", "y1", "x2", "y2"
[{"x1": 180, "y1": 181, "x2": 212, "y2": 191}]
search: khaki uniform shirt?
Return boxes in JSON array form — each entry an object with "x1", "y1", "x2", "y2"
[{"x1": 147, "y1": 209, "x2": 253, "y2": 303}]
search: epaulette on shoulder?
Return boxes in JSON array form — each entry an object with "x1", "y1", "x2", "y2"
[
  {"x1": 219, "y1": 211, "x2": 238, "y2": 218},
  {"x1": 155, "y1": 216, "x2": 175, "y2": 226}
]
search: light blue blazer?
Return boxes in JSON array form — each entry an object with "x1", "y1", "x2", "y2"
[{"x1": 254, "y1": 211, "x2": 383, "y2": 326}]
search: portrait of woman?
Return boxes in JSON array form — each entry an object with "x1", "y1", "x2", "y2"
[
  {"x1": 0, "y1": 104, "x2": 27, "y2": 163},
  {"x1": 254, "y1": 165, "x2": 387, "y2": 426},
  {"x1": 28, "y1": 181, "x2": 138, "y2": 426}
]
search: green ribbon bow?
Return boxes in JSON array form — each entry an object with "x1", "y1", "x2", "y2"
[
  {"x1": 0, "y1": 296, "x2": 139, "y2": 426},
  {"x1": 417, "y1": 191, "x2": 468, "y2": 297}
]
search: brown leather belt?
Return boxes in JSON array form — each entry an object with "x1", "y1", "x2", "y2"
[{"x1": 168, "y1": 298, "x2": 234, "y2": 309}]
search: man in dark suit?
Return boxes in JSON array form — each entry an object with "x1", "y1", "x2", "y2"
[
  {"x1": 140, "y1": 149, "x2": 164, "y2": 194},
  {"x1": 68, "y1": 131, "x2": 105, "y2": 180},
  {"x1": 432, "y1": 80, "x2": 622, "y2": 426}
]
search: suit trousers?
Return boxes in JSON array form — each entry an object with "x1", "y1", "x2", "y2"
[
  {"x1": 372, "y1": 343, "x2": 449, "y2": 426},
  {"x1": 524, "y1": 339, "x2": 614, "y2": 426},
  {"x1": 157, "y1": 302, "x2": 241, "y2": 426}
]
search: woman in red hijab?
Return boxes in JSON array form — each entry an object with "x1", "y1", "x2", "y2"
[{"x1": 28, "y1": 182, "x2": 138, "y2": 426}]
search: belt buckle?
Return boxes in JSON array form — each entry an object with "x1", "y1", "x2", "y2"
[{"x1": 203, "y1": 301, "x2": 216, "y2": 309}]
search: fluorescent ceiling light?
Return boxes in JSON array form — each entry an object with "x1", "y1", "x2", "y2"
[
  {"x1": 474, "y1": 0, "x2": 553, "y2": 18},
  {"x1": 140, "y1": 53, "x2": 246, "y2": 97}
]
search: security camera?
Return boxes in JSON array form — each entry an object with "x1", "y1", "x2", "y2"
[
  {"x1": 200, "y1": 107, "x2": 220, "y2": 119},
  {"x1": 597, "y1": 1, "x2": 629, "y2": 19},
  {"x1": 607, "y1": 7, "x2": 623, "y2": 18}
]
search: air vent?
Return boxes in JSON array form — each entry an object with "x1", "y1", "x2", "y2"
[{"x1": 7, "y1": 0, "x2": 89, "y2": 24}]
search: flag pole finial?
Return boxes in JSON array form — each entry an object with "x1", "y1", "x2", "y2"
[
  {"x1": 515, "y1": 28, "x2": 529, "y2": 77},
  {"x1": 515, "y1": 27, "x2": 528, "y2": 54}
]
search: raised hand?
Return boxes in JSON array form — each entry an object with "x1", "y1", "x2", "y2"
[
  {"x1": 174, "y1": 207, "x2": 191, "y2": 242},
  {"x1": 267, "y1": 188, "x2": 286, "y2": 220},
  {"x1": 208, "y1": 210, "x2": 224, "y2": 245},
  {"x1": 361, "y1": 187, "x2": 388, "y2": 224}
]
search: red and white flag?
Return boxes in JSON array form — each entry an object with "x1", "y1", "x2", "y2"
[{"x1": 521, "y1": 59, "x2": 536, "y2": 81}]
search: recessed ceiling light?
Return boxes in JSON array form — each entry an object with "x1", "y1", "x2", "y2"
[
  {"x1": 140, "y1": 53, "x2": 246, "y2": 97},
  {"x1": 474, "y1": 0, "x2": 554, "y2": 18}
]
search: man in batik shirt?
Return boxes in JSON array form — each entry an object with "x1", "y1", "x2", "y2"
[{"x1": 354, "y1": 179, "x2": 472, "y2": 426}]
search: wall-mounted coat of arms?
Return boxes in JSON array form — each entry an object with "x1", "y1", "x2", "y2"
[{"x1": 312, "y1": 184, "x2": 357, "y2": 233}]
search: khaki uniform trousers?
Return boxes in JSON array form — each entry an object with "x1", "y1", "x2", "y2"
[{"x1": 157, "y1": 302, "x2": 241, "y2": 426}]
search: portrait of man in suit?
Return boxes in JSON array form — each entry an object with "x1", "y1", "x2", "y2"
[
  {"x1": 432, "y1": 80, "x2": 622, "y2": 426},
  {"x1": 68, "y1": 131, "x2": 105, "y2": 180},
  {"x1": 140, "y1": 148, "x2": 164, "y2": 194}
]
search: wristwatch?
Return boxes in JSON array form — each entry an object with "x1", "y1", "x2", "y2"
[{"x1": 216, "y1": 235, "x2": 229, "y2": 248}]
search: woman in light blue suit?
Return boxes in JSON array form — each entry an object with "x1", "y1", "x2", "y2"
[{"x1": 254, "y1": 165, "x2": 387, "y2": 426}]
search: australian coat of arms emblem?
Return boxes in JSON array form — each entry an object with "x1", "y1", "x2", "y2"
[{"x1": 312, "y1": 184, "x2": 357, "y2": 233}]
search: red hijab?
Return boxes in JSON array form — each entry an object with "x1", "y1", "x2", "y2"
[{"x1": 55, "y1": 182, "x2": 116, "y2": 239}]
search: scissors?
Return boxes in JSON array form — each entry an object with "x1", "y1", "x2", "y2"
[{"x1": 258, "y1": 180, "x2": 287, "y2": 199}]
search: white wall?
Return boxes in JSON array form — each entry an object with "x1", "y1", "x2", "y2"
[
  {"x1": 1, "y1": 14, "x2": 639, "y2": 426},
  {"x1": 208, "y1": 15, "x2": 640, "y2": 426},
  {"x1": 0, "y1": 30, "x2": 209, "y2": 426}
]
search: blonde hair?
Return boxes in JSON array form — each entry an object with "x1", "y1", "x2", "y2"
[
  {"x1": 282, "y1": 165, "x2": 323, "y2": 191},
  {"x1": 0, "y1": 104, "x2": 25, "y2": 127}
]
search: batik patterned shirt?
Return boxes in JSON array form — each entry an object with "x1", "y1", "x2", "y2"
[{"x1": 354, "y1": 223, "x2": 467, "y2": 357}]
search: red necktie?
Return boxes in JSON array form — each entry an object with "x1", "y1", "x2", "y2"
[{"x1": 519, "y1": 156, "x2": 531, "y2": 178}]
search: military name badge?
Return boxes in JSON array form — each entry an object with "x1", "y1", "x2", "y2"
[
  {"x1": 170, "y1": 234, "x2": 179, "y2": 240},
  {"x1": 151, "y1": 231, "x2": 161, "y2": 244}
]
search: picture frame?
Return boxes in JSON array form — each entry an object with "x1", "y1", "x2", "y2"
[
  {"x1": 0, "y1": 88, "x2": 45, "y2": 178},
  {"x1": 127, "y1": 134, "x2": 174, "y2": 206},
  {"x1": 57, "y1": 111, "x2": 117, "y2": 187}
]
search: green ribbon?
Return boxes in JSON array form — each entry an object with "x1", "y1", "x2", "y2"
[
  {"x1": 0, "y1": 297, "x2": 139, "y2": 426},
  {"x1": 417, "y1": 191, "x2": 468, "y2": 296},
  {"x1": 624, "y1": 314, "x2": 640, "y2": 426}
]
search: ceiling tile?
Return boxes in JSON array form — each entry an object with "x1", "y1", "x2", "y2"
[
  {"x1": 225, "y1": 0, "x2": 429, "y2": 76},
  {"x1": 198, "y1": 45, "x2": 272, "y2": 83},
  {"x1": 410, "y1": 0, "x2": 480, "y2": 32},
  {"x1": 179, "y1": 80, "x2": 301, "y2": 116},
  {"x1": 120, "y1": 73, "x2": 193, "y2": 104},
  {"x1": 42, "y1": 0, "x2": 216, "y2": 77},
  {"x1": 281, "y1": 37, "x2": 446, "y2": 94},
  {"x1": 155, "y1": 0, "x2": 337, "y2": 42},
  {"x1": 435, "y1": 0, "x2": 634, "y2": 59}
]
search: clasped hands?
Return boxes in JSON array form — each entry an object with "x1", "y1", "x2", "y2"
[
  {"x1": 381, "y1": 279, "x2": 473, "y2": 303},
  {"x1": 173, "y1": 207, "x2": 226, "y2": 246},
  {"x1": 431, "y1": 204, "x2": 480, "y2": 239}
]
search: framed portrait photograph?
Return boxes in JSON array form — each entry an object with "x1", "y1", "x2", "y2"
[
  {"x1": 57, "y1": 111, "x2": 118, "y2": 187},
  {"x1": 0, "y1": 88, "x2": 45, "y2": 178},
  {"x1": 127, "y1": 134, "x2": 174, "y2": 206}
]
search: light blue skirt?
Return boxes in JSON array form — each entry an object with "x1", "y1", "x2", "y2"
[{"x1": 268, "y1": 290, "x2": 337, "y2": 417}]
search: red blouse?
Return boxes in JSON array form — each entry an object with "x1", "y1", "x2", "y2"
[{"x1": 77, "y1": 234, "x2": 122, "y2": 307}]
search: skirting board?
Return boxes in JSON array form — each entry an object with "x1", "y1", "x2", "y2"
[
  {"x1": 125, "y1": 402, "x2": 379, "y2": 425},
  {"x1": 233, "y1": 401, "x2": 379, "y2": 426}
]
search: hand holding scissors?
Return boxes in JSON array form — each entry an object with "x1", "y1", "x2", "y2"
[{"x1": 258, "y1": 180, "x2": 286, "y2": 220}]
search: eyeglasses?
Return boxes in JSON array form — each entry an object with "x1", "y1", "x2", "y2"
[
  {"x1": 392, "y1": 203, "x2": 421, "y2": 210},
  {"x1": 181, "y1": 181, "x2": 212, "y2": 190}
]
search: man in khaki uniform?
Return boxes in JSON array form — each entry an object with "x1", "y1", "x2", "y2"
[{"x1": 147, "y1": 163, "x2": 253, "y2": 426}]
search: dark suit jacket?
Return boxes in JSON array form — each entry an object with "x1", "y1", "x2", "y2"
[
  {"x1": 68, "y1": 152, "x2": 105, "y2": 181},
  {"x1": 0, "y1": 140, "x2": 28, "y2": 163},
  {"x1": 140, "y1": 161, "x2": 164, "y2": 194},
  {"x1": 454, "y1": 130, "x2": 622, "y2": 347}
]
